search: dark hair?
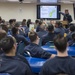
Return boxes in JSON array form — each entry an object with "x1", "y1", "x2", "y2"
[
  {"x1": 27, "y1": 19, "x2": 32, "y2": 27},
  {"x1": 72, "y1": 32, "x2": 75, "y2": 41},
  {"x1": 22, "y1": 19, "x2": 26, "y2": 26},
  {"x1": 47, "y1": 24, "x2": 54, "y2": 32},
  {"x1": 1, "y1": 24, "x2": 8, "y2": 32},
  {"x1": 13, "y1": 19, "x2": 16, "y2": 22},
  {"x1": 12, "y1": 27, "x2": 18, "y2": 35},
  {"x1": 54, "y1": 34, "x2": 67, "y2": 53},
  {"x1": 70, "y1": 25, "x2": 75, "y2": 32},
  {"x1": 0, "y1": 30, "x2": 6, "y2": 40},
  {"x1": 35, "y1": 20, "x2": 39, "y2": 24},
  {"x1": 29, "y1": 31, "x2": 38, "y2": 42},
  {"x1": 39, "y1": 21, "x2": 43, "y2": 26},
  {"x1": 56, "y1": 21, "x2": 62, "y2": 28},
  {"x1": 0, "y1": 36, "x2": 16, "y2": 53},
  {"x1": 9, "y1": 19, "x2": 13, "y2": 24},
  {"x1": 22, "y1": 19, "x2": 26, "y2": 22}
]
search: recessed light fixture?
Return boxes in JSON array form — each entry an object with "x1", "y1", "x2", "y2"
[{"x1": 7, "y1": 0, "x2": 18, "y2": 2}]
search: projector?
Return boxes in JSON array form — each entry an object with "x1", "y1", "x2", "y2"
[{"x1": 19, "y1": 0, "x2": 24, "y2": 3}]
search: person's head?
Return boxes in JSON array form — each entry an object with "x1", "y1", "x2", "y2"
[
  {"x1": 9, "y1": 19, "x2": 13, "y2": 25},
  {"x1": 0, "y1": 36, "x2": 17, "y2": 55},
  {"x1": 27, "y1": 19, "x2": 31, "y2": 23},
  {"x1": 13, "y1": 19, "x2": 16, "y2": 25},
  {"x1": 22, "y1": 19, "x2": 26, "y2": 26},
  {"x1": 15, "y1": 23, "x2": 20, "y2": 28},
  {"x1": 39, "y1": 21, "x2": 43, "y2": 25},
  {"x1": 28, "y1": 31, "x2": 40, "y2": 44},
  {"x1": 54, "y1": 34, "x2": 67, "y2": 53},
  {"x1": 12, "y1": 27, "x2": 19, "y2": 35},
  {"x1": 35, "y1": 20, "x2": 39, "y2": 25},
  {"x1": 65, "y1": 9, "x2": 69, "y2": 14},
  {"x1": 47, "y1": 24, "x2": 54, "y2": 32},
  {"x1": 0, "y1": 29, "x2": 6, "y2": 40},
  {"x1": 72, "y1": 32, "x2": 75, "y2": 41},
  {"x1": 1, "y1": 19, "x2": 5, "y2": 24},
  {"x1": 1, "y1": 24, "x2": 8, "y2": 33},
  {"x1": 9, "y1": 19, "x2": 15, "y2": 27},
  {"x1": 40, "y1": 24, "x2": 46, "y2": 31},
  {"x1": 69, "y1": 25, "x2": 75, "y2": 32},
  {"x1": 55, "y1": 21, "x2": 62, "y2": 28},
  {"x1": 22, "y1": 19, "x2": 26, "y2": 22}
]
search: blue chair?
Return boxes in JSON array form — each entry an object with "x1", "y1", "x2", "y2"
[
  {"x1": 26, "y1": 57, "x2": 46, "y2": 73},
  {"x1": 25, "y1": 37, "x2": 30, "y2": 42},
  {"x1": 17, "y1": 42, "x2": 25, "y2": 54},
  {"x1": 24, "y1": 51, "x2": 31, "y2": 57},
  {"x1": 71, "y1": 43, "x2": 75, "y2": 47},
  {"x1": 45, "y1": 41, "x2": 54, "y2": 46},
  {"x1": 0, "y1": 73, "x2": 11, "y2": 75}
]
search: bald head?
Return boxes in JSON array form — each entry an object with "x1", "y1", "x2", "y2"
[
  {"x1": 40, "y1": 24, "x2": 46, "y2": 31},
  {"x1": 0, "y1": 30, "x2": 6, "y2": 40}
]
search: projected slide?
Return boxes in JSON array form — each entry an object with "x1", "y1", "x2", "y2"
[
  {"x1": 40, "y1": 6, "x2": 57, "y2": 18},
  {"x1": 40, "y1": 0, "x2": 57, "y2": 3}
]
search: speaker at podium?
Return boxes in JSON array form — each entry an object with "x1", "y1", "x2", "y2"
[
  {"x1": 61, "y1": 21, "x2": 68, "y2": 25},
  {"x1": 60, "y1": 21, "x2": 68, "y2": 28}
]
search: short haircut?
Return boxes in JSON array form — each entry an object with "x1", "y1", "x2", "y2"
[
  {"x1": 39, "y1": 21, "x2": 43, "y2": 26},
  {"x1": 56, "y1": 21, "x2": 62, "y2": 27},
  {"x1": 35, "y1": 20, "x2": 39, "y2": 24},
  {"x1": 54, "y1": 34, "x2": 67, "y2": 53},
  {"x1": 22, "y1": 19, "x2": 26, "y2": 22},
  {"x1": 28, "y1": 31, "x2": 38, "y2": 42},
  {"x1": 12, "y1": 27, "x2": 18, "y2": 35},
  {"x1": 40, "y1": 25, "x2": 46, "y2": 30},
  {"x1": 0, "y1": 30, "x2": 6, "y2": 40},
  {"x1": 70, "y1": 25, "x2": 75, "y2": 32},
  {"x1": 1, "y1": 24, "x2": 8, "y2": 32},
  {"x1": 47, "y1": 24, "x2": 54, "y2": 32},
  {"x1": 0, "y1": 36, "x2": 16, "y2": 53},
  {"x1": 9, "y1": 19, "x2": 13, "y2": 24}
]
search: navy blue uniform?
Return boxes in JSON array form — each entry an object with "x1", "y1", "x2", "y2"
[
  {"x1": 42, "y1": 32, "x2": 56, "y2": 45},
  {"x1": 67, "y1": 32, "x2": 74, "y2": 41},
  {"x1": 40, "y1": 56, "x2": 75, "y2": 75},
  {"x1": 63, "y1": 14, "x2": 72, "y2": 23},
  {"x1": 12, "y1": 34, "x2": 29, "y2": 45},
  {"x1": 37, "y1": 30, "x2": 48, "y2": 39},
  {"x1": 54, "y1": 27, "x2": 65, "y2": 36},
  {"x1": 22, "y1": 43, "x2": 51, "y2": 59},
  {"x1": 0, "y1": 54, "x2": 32, "y2": 75},
  {"x1": 36, "y1": 25, "x2": 40, "y2": 32},
  {"x1": 68, "y1": 40, "x2": 75, "y2": 46}
]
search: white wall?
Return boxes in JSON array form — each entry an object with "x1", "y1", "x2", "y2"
[
  {"x1": 0, "y1": 2, "x2": 75, "y2": 23},
  {"x1": 0, "y1": 3, "x2": 36, "y2": 22}
]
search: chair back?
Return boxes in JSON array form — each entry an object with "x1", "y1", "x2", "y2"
[
  {"x1": 0, "y1": 73, "x2": 11, "y2": 75},
  {"x1": 24, "y1": 51, "x2": 31, "y2": 57},
  {"x1": 57, "y1": 73, "x2": 68, "y2": 75},
  {"x1": 17, "y1": 42, "x2": 25, "y2": 54},
  {"x1": 71, "y1": 43, "x2": 75, "y2": 47},
  {"x1": 45, "y1": 41, "x2": 54, "y2": 46}
]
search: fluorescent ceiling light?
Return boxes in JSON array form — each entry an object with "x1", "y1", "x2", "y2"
[{"x1": 8, "y1": 0, "x2": 18, "y2": 2}]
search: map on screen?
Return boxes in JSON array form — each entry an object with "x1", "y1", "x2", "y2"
[{"x1": 40, "y1": 6, "x2": 57, "y2": 18}]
